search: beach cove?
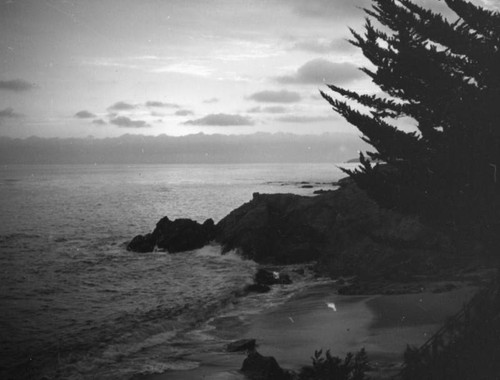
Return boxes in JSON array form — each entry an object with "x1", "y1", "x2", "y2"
[{"x1": 139, "y1": 282, "x2": 479, "y2": 379}]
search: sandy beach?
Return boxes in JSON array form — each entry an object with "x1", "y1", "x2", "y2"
[{"x1": 138, "y1": 282, "x2": 478, "y2": 379}]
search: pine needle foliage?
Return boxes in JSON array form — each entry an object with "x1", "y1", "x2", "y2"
[{"x1": 322, "y1": 0, "x2": 500, "y2": 233}]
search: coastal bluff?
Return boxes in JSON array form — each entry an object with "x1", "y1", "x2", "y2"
[{"x1": 128, "y1": 179, "x2": 449, "y2": 280}]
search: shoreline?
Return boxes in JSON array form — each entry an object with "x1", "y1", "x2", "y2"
[{"x1": 137, "y1": 281, "x2": 478, "y2": 379}]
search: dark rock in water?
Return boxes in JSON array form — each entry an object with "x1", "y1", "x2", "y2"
[
  {"x1": 244, "y1": 283, "x2": 271, "y2": 293},
  {"x1": 241, "y1": 351, "x2": 290, "y2": 380},
  {"x1": 154, "y1": 216, "x2": 216, "y2": 253},
  {"x1": 127, "y1": 217, "x2": 216, "y2": 253},
  {"x1": 301, "y1": 184, "x2": 314, "y2": 188},
  {"x1": 313, "y1": 189, "x2": 334, "y2": 195},
  {"x1": 254, "y1": 268, "x2": 291, "y2": 285},
  {"x1": 127, "y1": 233, "x2": 155, "y2": 252},
  {"x1": 226, "y1": 338, "x2": 256, "y2": 352}
]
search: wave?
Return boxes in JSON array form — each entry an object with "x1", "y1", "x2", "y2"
[{"x1": 0, "y1": 232, "x2": 42, "y2": 242}]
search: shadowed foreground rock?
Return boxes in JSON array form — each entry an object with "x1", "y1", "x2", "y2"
[
  {"x1": 243, "y1": 269, "x2": 292, "y2": 294},
  {"x1": 241, "y1": 351, "x2": 291, "y2": 380},
  {"x1": 127, "y1": 217, "x2": 216, "y2": 253},
  {"x1": 254, "y1": 268, "x2": 292, "y2": 285}
]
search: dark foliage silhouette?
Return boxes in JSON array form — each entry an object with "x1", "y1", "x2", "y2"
[{"x1": 321, "y1": 0, "x2": 500, "y2": 245}]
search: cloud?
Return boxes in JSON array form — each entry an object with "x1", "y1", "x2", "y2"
[
  {"x1": 110, "y1": 116, "x2": 149, "y2": 128},
  {"x1": 0, "y1": 107, "x2": 22, "y2": 118},
  {"x1": 153, "y1": 62, "x2": 213, "y2": 77},
  {"x1": 291, "y1": 0, "x2": 368, "y2": 19},
  {"x1": 74, "y1": 110, "x2": 96, "y2": 119},
  {"x1": 203, "y1": 97, "x2": 219, "y2": 104},
  {"x1": 175, "y1": 109, "x2": 194, "y2": 116},
  {"x1": 276, "y1": 115, "x2": 333, "y2": 123},
  {"x1": 290, "y1": 38, "x2": 356, "y2": 53},
  {"x1": 108, "y1": 101, "x2": 136, "y2": 111},
  {"x1": 248, "y1": 90, "x2": 301, "y2": 103},
  {"x1": 276, "y1": 58, "x2": 363, "y2": 85},
  {"x1": 145, "y1": 101, "x2": 180, "y2": 108},
  {"x1": 92, "y1": 119, "x2": 107, "y2": 125},
  {"x1": 248, "y1": 106, "x2": 287, "y2": 114},
  {"x1": 183, "y1": 113, "x2": 254, "y2": 126},
  {"x1": 0, "y1": 79, "x2": 36, "y2": 92}
]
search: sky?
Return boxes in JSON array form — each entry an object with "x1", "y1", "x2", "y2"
[{"x1": 0, "y1": 0, "x2": 498, "y2": 139}]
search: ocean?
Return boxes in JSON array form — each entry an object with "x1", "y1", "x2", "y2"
[{"x1": 0, "y1": 163, "x2": 346, "y2": 379}]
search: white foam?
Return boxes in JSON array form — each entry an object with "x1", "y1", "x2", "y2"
[
  {"x1": 102, "y1": 330, "x2": 178, "y2": 359},
  {"x1": 195, "y1": 245, "x2": 254, "y2": 263},
  {"x1": 140, "y1": 359, "x2": 200, "y2": 373}
]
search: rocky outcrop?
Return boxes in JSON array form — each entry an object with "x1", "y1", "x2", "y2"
[
  {"x1": 241, "y1": 351, "x2": 291, "y2": 380},
  {"x1": 243, "y1": 269, "x2": 292, "y2": 294},
  {"x1": 254, "y1": 268, "x2": 292, "y2": 285},
  {"x1": 127, "y1": 178, "x2": 450, "y2": 281},
  {"x1": 154, "y1": 217, "x2": 216, "y2": 253},
  {"x1": 215, "y1": 179, "x2": 451, "y2": 279},
  {"x1": 127, "y1": 233, "x2": 155, "y2": 253},
  {"x1": 244, "y1": 283, "x2": 271, "y2": 294},
  {"x1": 216, "y1": 180, "x2": 444, "y2": 263},
  {"x1": 215, "y1": 191, "x2": 336, "y2": 264},
  {"x1": 127, "y1": 217, "x2": 216, "y2": 253}
]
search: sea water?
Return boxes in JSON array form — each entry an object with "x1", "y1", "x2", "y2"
[{"x1": 0, "y1": 163, "x2": 345, "y2": 379}]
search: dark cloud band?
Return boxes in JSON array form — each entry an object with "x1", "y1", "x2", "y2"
[
  {"x1": 75, "y1": 110, "x2": 97, "y2": 119},
  {"x1": 184, "y1": 113, "x2": 254, "y2": 126},
  {"x1": 110, "y1": 116, "x2": 149, "y2": 128},
  {"x1": 248, "y1": 90, "x2": 301, "y2": 103},
  {"x1": 276, "y1": 58, "x2": 363, "y2": 85},
  {"x1": 108, "y1": 101, "x2": 136, "y2": 111},
  {"x1": 0, "y1": 79, "x2": 36, "y2": 92}
]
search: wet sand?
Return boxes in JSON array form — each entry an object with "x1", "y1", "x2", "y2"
[{"x1": 139, "y1": 283, "x2": 477, "y2": 379}]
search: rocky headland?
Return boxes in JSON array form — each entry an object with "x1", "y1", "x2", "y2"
[{"x1": 128, "y1": 178, "x2": 461, "y2": 292}]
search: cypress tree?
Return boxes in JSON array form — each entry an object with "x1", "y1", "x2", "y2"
[{"x1": 322, "y1": 0, "x2": 500, "y2": 238}]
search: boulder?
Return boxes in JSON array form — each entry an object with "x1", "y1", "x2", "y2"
[
  {"x1": 153, "y1": 217, "x2": 216, "y2": 253},
  {"x1": 127, "y1": 233, "x2": 155, "y2": 252},
  {"x1": 127, "y1": 217, "x2": 216, "y2": 253},
  {"x1": 254, "y1": 269, "x2": 291, "y2": 285},
  {"x1": 226, "y1": 338, "x2": 256, "y2": 352},
  {"x1": 241, "y1": 351, "x2": 290, "y2": 380},
  {"x1": 244, "y1": 283, "x2": 271, "y2": 294}
]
